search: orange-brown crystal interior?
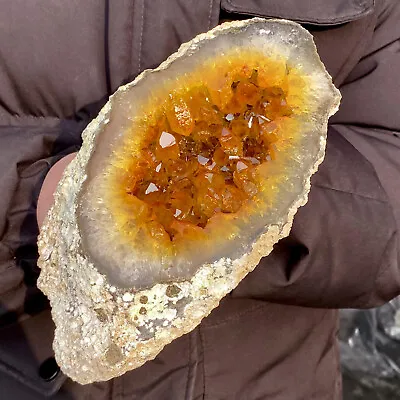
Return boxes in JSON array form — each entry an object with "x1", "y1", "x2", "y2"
[{"x1": 107, "y1": 50, "x2": 307, "y2": 247}]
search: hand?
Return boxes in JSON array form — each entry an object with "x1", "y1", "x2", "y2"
[{"x1": 36, "y1": 153, "x2": 77, "y2": 228}]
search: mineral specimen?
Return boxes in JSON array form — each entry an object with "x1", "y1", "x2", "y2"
[{"x1": 37, "y1": 18, "x2": 341, "y2": 383}]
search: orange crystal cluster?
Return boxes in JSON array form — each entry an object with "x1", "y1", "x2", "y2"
[{"x1": 123, "y1": 64, "x2": 293, "y2": 241}]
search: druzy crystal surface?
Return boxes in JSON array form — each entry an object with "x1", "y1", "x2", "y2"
[
  {"x1": 117, "y1": 62, "x2": 292, "y2": 233},
  {"x1": 78, "y1": 39, "x2": 335, "y2": 289}
]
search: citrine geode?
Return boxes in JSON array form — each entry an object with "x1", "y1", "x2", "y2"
[{"x1": 37, "y1": 18, "x2": 341, "y2": 383}]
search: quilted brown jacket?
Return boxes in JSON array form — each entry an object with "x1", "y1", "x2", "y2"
[{"x1": 0, "y1": 1, "x2": 399, "y2": 399}]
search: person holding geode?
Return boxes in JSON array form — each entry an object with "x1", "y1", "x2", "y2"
[{"x1": 1, "y1": 1, "x2": 400, "y2": 399}]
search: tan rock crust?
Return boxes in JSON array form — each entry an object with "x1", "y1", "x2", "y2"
[{"x1": 37, "y1": 18, "x2": 341, "y2": 384}]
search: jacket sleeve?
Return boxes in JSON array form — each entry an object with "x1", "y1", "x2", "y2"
[
  {"x1": 0, "y1": 1, "x2": 109, "y2": 325},
  {"x1": 233, "y1": 0, "x2": 400, "y2": 309},
  {"x1": 0, "y1": 124, "x2": 83, "y2": 325}
]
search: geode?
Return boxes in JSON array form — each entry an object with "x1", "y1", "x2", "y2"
[{"x1": 37, "y1": 18, "x2": 341, "y2": 384}]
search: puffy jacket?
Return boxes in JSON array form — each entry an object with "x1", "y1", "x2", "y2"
[{"x1": 0, "y1": 0, "x2": 399, "y2": 399}]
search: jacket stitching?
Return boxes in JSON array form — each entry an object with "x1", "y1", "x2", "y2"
[
  {"x1": 184, "y1": 331, "x2": 191, "y2": 400},
  {"x1": 104, "y1": 0, "x2": 112, "y2": 96},
  {"x1": 374, "y1": 232, "x2": 398, "y2": 283},
  {"x1": 128, "y1": 1, "x2": 134, "y2": 77},
  {"x1": 332, "y1": 311, "x2": 341, "y2": 400},
  {"x1": 359, "y1": 231, "x2": 397, "y2": 308},
  {"x1": 313, "y1": 182, "x2": 388, "y2": 203},
  {"x1": 207, "y1": 0, "x2": 214, "y2": 30},
  {"x1": 199, "y1": 327, "x2": 206, "y2": 400},
  {"x1": 309, "y1": 310, "x2": 338, "y2": 400},
  {"x1": 108, "y1": 378, "x2": 115, "y2": 400},
  {"x1": 334, "y1": 7, "x2": 377, "y2": 86},
  {"x1": 202, "y1": 303, "x2": 266, "y2": 328},
  {"x1": 137, "y1": 0, "x2": 145, "y2": 74},
  {"x1": 330, "y1": 311, "x2": 341, "y2": 400}
]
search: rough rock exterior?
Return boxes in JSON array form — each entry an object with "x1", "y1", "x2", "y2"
[{"x1": 37, "y1": 18, "x2": 340, "y2": 384}]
